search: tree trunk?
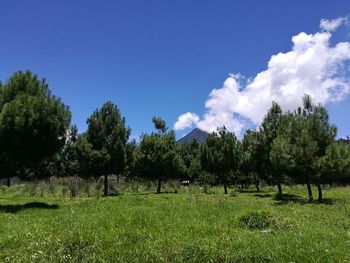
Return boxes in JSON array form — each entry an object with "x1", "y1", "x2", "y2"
[
  {"x1": 277, "y1": 181, "x2": 283, "y2": 197},
  {"x1": 6, "y1": 177, "x2": 10, "y2": 187},
  {"x1": 254, "y1": 173, "x2": 260, "y2": 192},
  {"x1": 317, "y1": 183, "x2": 323, "y2": 203},
  {"x1": 223, "y1": 175, "x2": 228, "y2": 194},
  {"x1": 104, "y1": 174, "x2": 108, "y2": 196},
  {"x1": 156, "y1": 178, "x2": 162, "y2": 194},
  {"x1": 255, "y1": 182, "x2": 260, "y2": 192},
  {"x1": 224, "y1": 182, "x2": 228, "y2": 194},
  {"x1": 71, "y1": 188, "x2": 77, "y2": 198},
  {"x1": 307, "y1": 182, "x2": 313, "y2": 202}
]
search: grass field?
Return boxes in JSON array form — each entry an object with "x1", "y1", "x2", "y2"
[{"x1": 1, "y1": 183, "x2": 350, "y2": 262}]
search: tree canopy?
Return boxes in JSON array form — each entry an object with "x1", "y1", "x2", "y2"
[
  {"x1": 86, "y1": 101, "x2": 130, "y2": 195},
  {"x1": 0, "y1": 71, "x2": 71, "y2": 181},
  {"x1": 270, "y1": 95, "x2": 337, "y2": 202},
  {"x1": 200, "y1": 126, "x2": 239, "y2": 194},
  {"x1": 135, "y1": 117, "x2": 185, "y2": 193}
]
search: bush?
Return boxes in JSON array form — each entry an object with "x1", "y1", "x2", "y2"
[
  {"x1": 62, "y1": 177, "x2": 84, "y2": 197},
  {"x1": 230, "y1": 190, "x2": 239, "y2": 197},
  {"x1": 202, "y1": 184, "x2": 210, "y2": 194},
  {"x1": 239, "y1": 211, "x2": 293, "y2": 230}
]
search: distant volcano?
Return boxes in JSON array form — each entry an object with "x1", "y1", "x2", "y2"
[{"x1": 177, "y1": 128, "x2": 209, "y2": 144}]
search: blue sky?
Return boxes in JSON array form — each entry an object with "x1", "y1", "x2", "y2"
[{"x1": 1, "y1": 1, "x2": 350, "y2": 139}]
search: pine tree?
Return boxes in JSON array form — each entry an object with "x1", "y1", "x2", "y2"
[
  {"x1": 134, "y1": 117, "x2": 185, "y2": 193},
  {"x1": 0, "y1": 71, "x2": 71, "y2": 184},
  {"x1": 86, "y1": 102, "x2": 130, "y2": 196},
  {"x1": 200, "y1": 126, "x2": 239, "y2": 194},
  {"x1": 259, "y1": 102, "x2": 284, "y2": 196}
]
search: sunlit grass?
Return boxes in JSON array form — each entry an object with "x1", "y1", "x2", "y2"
[{"x1": 0, "y1": 183, "x2": 350, "y2": 262}]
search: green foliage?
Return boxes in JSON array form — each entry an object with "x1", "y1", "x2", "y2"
[
  {"x1": 61, "y1": 125, "x2": 80, "y2": 177},
  {"x1": 0, "y1": 71, "x2": 71, "y2": 180},
  {"x1": 124, "y1": 139, "x2": 137, "y2": 178},
  {"x1": 270, "y1": 95, "x2": 337, "y2": 201},
  {"x1": 200, "y1": 126, "x2": 239, "y2": 193},
  {"x1": 317, "y1": 142, "x2": 350, "y2": 185},
  {"x1": 86, "y1": 101, "x2": 130, "y2": 176},
  {"x1": 135, "y1": 117, "x2": 185, "y2": 193},
  {"x1": 259, "y1": 101, "x2": 284, "y2": 189},
  {"x1": 177, "y1": 140, "x2": 201, "y2": 180},
  {"x1": 74, "y1": 133, "x2": 104, "y2": 179},
  {"x1": 86, "y1": 101, "x2": 130, "y2": 195},
  {"x1": 152, "y1": 116, "x2": 167, "y2": 134},
  {"x1": 240, "y1": 130, "x2": 263, "y2": 190}
]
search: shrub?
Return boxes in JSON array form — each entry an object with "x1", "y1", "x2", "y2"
[
  {"x1": 239, "y1": 211, "x2": 293, "y2": 230},
  {"x1": 230, "y1": 190, "x2": 239, "y2": 197},
  {"x1": 202, "y1": 184, "x2": 210, "y2": 194}
]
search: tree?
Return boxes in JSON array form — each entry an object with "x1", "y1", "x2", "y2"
[
  {"x1": 259, "y1": 102, "x2": 284, "y2": 196},
  {"x1": 293, "y1": 96, "x2": 336, "y2": 202},
  {"x1": 240, "y1": 130, "x2": 263, "y2": 191},
  {"x1": 124, "y1": 139, "x2": 138, "y2": 179},
  {"x1": 317, "y1": 142, "x2": 350, "y2": 188},
  {"x1": 86, "y1": 102, "x2": 130, "y2": 196},
  {"x1": 270, "y1": 95, "x2": 336, "y2": 202},
  {"x1": 200, "y1": 126, "x2": 239, "y2": 194},
  {"x1": 75, "y1": 134, "x2": 101, "y2": 179},
  {"x1": 134, "y1": 117, "x2": 185, "y2": 193},
  {"x1": 0, "y1": 71, "x2": 71, "y2": 184},
  {"x1": 177, "y1": 139, "x2": 201, "y2": 181},
  {"x1": 61, "y1": 125, "x2": 80, "y2": 177},
  {"x1": 152, "y1": 116, "x2": 167, "y2": 134}
]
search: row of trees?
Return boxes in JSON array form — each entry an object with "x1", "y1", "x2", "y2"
[
  {"x1": 194, "y1": 96, "x2": 350, "y2": 203},
  {"x1": 1, "y1": 71, "x2": 350, "y2": 202},
  {"x1": 0, "y1": 71, "x2": 129, "y2": 196}
]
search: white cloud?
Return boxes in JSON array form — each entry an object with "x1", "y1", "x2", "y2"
[
  {"x1": 174, "y1": 112, "x2": 199, "y2": 130},
  {"x1": 175, "y1": 17, "x2": 350, "y2": 136},
  {"x1": 196, "y1": 111, "x2": 245, "y2": 134},
  {"x1": 320, "y1": 17, "x2": 346, "y2": 32}
]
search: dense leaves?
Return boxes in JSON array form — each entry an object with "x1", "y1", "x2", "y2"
[
  {"x1": 270, "y1": 95, "x2": 337, "y2": 201},
  {"x1": 259, "y1": 102, "x2": 285, "y2": 195},
  {"x1": 134, "y1": 117, "x2": 185, "y2": 193},
  {"x1": 0, "y1": 71, "x2": 71, "y2": 181},
  {"x1": 200, "y1": 127, "x2": 239, "y2": 194},
  {"x1": 177, "y1": 140, "x2": 201, "y2": 180},
  {"x1": 86, "y1": 102, "x2": 130, "y2": 195},
  {"x1": 240, "y1": 130, "x2": 263, "y2": 191}
]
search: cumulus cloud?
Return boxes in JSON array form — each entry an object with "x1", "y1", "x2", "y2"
[
  {"x1": 320, "y1": 17, "x2": 346, "y2": 32},
  {"x1": 174, "y1": 17, "x2": 350, "y2": 136},
  {"x1": 174, "y1": 112, "x2": 199, "y2": 130}
]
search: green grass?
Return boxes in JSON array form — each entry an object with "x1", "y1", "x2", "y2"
[{"x1": 1, "y1": 183, "x2": 350, "y2": 262}]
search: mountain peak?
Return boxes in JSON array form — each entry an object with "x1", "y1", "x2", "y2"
[{"x1": 177, "y1": 128, "x2": 209, "y2": 144}]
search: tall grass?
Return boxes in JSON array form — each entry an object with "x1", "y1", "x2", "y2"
[{"x1": 0, "y1": 183, "x2": 350, "y2": 262}]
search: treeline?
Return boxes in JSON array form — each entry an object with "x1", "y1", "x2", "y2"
[{"x1": 1, "y1": 71, "x2": 350, "y2": 202}]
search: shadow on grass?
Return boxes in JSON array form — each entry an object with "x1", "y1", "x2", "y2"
[
  {"x1": 131, "y1": 192, "x2": 154, "y2": 196},
  {"x1": 154, "y1": 191, "x2": 180, "y2": 195},
  {"x1": 129, "y1": 191, "x2": 178, "y2": 196},
  {"x1": 273, "y1": 194, "x2": 337, "y2": 206},
  {"x1": 107, "y1": 192, "x2": 122, "y2": 197},
  {"x1": 253, "y1": 193, "x2": 273, "y2": 198},
  {"x1": 236, "y1": 189, "x2": 261, "y2": 193},
  {"x1": 0, "y1": 202, "x2": 59, "y2": 213}
]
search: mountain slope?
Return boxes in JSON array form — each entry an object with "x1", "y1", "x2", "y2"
[{"x1": 177, "y1": 128, "x2": 209, "y2": 144}]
